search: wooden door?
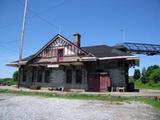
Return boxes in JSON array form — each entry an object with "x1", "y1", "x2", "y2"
[
  {"x1": 88, "y1": 74, "x2": 100, "y2": 92},
  {"x1": 100, "y1": 73, "x2": 111, "y2": 91},
  {"x1": 100, "y1": 74, "x2": 108, "y2": 91}
]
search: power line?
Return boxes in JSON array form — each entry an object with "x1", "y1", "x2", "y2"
[
  {"x1": 16, "y1": 0, "x2": 60, "y2": 30},
  {"x1": 0, "y1": 58, "x2": 17, "y2": 62},
  {"x1": 0, "y1": 0, "x2": 65, "y2": 30},
  {"x1": 27, "y1": 0, "x2": 66, "y2": 19},
  {"x1": 0, "y1": 40, "x2": 19, "y2": 44},
  {"x1": 0, "y1": 22, "x2": 20, "y2": 30},
  {"x1": 0, "y1": 45, "x2": 18, "y2": 54}
]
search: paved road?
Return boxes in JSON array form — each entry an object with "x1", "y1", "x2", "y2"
[{"x1": 0, "y1": 94, "x2": 160, "y2": 120}]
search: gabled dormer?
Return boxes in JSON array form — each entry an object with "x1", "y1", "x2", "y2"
[{"x1": 28, "y1": 33, "x2": 92, "y2": 64}]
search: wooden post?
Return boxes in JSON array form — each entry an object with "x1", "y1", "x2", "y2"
[{"x1": 18, "y1": 0, "x2": 28, "y2": 88}]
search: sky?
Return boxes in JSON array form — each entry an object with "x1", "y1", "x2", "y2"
[{"x1": 0, "y1": 0, "x2": 160, "y2": 78}]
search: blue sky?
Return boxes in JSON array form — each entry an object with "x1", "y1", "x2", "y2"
[{"x1": 0, "y1": 0, "x2": 160, "y2": 78}]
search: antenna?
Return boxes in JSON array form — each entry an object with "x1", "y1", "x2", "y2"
[
  {"x1": 120, "y1": 28, "x2": 126, "y2": 43},
  {"x1": 58, "y1": 25, "x2": 61, "y2": 34}
]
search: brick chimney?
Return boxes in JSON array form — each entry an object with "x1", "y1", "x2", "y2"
[{"x1": 73, "y1": 32, "x2": 81, "y2": 47}]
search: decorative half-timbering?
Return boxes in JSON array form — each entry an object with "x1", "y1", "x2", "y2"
[
  {"x1": 7, "y1": 33, "x2": 139, "y2": 92},
  {"x1": 29, "y1": 35, "x2": 89, "y2": 64}
]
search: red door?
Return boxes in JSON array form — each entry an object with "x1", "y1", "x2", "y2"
[
  {"x1": 88, "y1": 74, "x2": 100, "y2": 92},
  {"x1": 100, "y1": 73, "x2": 111, "y2": 91},
  {"x1": 100, "y1": 74, "x2": 108, "y2": 91}
]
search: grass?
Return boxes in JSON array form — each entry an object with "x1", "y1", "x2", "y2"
[
  {"x1": 129, "y1": 78, "x2": 160, "y2": 90},
  {"x1": 134, "y1": 80, "x2": 160, "y2": 90},
  {"x1": 0, "y1": 89, "x2": 160, "y2": 110},
  {"x1": 0, "y1": 78, "x2": 16, "y2": 86}
]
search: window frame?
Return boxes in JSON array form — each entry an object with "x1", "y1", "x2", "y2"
[
  {"x1": 22, "y1": 68, "x2": 27, "y2": 82},
  {"x1": 44, "y1": 70, "x2": 50, "y2": 83},
  {"x1": 57, "y1": 48, "x2": 64, "y2": 61},
  {"x1": 76, "y1": 69, "x2": 82, "y2": 84},
  {"x1": 66, "y1": 69, "x2": 72, "y2": 84},
  {"x1": 32, "y1": 68, "x2": 36, "y2": 82},
  {"x1": 37, "y1": 70, "x2": 42, "y2": 82}
]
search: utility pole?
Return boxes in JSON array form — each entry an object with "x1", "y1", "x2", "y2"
[{"x1": 18, "y1": 0, "x2": 28, "y2": 88}]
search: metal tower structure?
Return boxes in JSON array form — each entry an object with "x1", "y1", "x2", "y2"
[{"x1": 114, "y1": 42, "x2": 160, "y2": 55}]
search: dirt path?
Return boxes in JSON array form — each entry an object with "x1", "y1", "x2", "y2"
[
  {"x1": 0, "y1": 94, "x2": 159, "y2": 120},
  {"x1": 1, "y1": 86, "x2": 160, "y2": 97}
]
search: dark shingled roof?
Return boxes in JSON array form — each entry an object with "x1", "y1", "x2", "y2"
[
  {"x1": 21, "y1": 55, "x2": 35, "y2": 61},
  {"x1": 12, "y1": 45, "x2": 132, "y2": 64},
  {"x1": 12, "y1": 55, "x2": 35, "y2": 63},
  {"x1": 29, "y1": 45, "x2": 130, "y2": 61},
  {"x1": 82, "y1": 45, "x2": 131, "y2": 57}
]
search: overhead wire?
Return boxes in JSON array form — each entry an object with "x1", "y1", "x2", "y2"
[
  {"x1": 0, "y1": 45, "x2": 18, "y2": 54},
  {"x1": 0, "y1": 40, "x2": 19, "y2": 44},
  {"x1": 0, "y1": 0, "x2": 66, "y2": 29},
  {"x1": 0, "y1": 0, "x2": 66, "y2": 55},
  {"x1": 26, "y1": 0, "x2": 66, "y2": 19},
  {"x1": 0, "y1": 22, "x2": 20, "y2": 30}
]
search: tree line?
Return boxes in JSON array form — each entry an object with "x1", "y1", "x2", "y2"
[
  {"x1": 133, "y1": 65, "x2": 160, "y2": 83},
  {"x1": 0, "y1": 71, "x2": 18, "y2": 85}
]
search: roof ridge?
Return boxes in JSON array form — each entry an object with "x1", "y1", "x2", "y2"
[{"x1": 82, "y1": 44, "x2": 110, "y2": 48}]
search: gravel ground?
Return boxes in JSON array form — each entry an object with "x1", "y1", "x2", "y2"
[
  {"x1": 1, "y1": 86, "x2": 160, "y2": 97},
  {"x1": 0, "y1": 94, "x2": 160, "y2": 120}
]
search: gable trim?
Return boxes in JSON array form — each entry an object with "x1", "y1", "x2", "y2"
[
  {"x1": 27, "y1": 34, "x2": 93, "y2": 63},
  {"x1": 99, "y1": 56, "x2": 139, "y2": 60}
]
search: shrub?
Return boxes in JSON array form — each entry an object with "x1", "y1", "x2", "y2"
[
  {"x1": 149, "y1": 69, "x2": 160, "y2": 83},
  {"x1": 133, "y1": 69, "x2": 141, "y2": 79},
  {"x1": 13, "y1": 71, "x2": 18, "y2": 81},
  {"x1": 141, "y1": 67, "x2": 147, "y2": 83}
]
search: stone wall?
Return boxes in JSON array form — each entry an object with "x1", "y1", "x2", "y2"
[
  {"x1": 20, "y1": 59, "x2": 129, "y2": 91},
  {"x1": 86, "y1": 59, "x2": 128, "y2": 90},
  {"x1": 20, "y1": 65, "x2": 88, "y2": 90}
]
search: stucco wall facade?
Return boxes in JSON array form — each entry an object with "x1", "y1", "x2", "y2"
[
  {"x1": 20, "y1": 59, "x2": 129, "y2": 91},
  {"x1": 20, "y1": 65, "x2": 88, "y2": 90},
  {"x1": 86, "y1": 59, "x2": 128, "y2": 90}
]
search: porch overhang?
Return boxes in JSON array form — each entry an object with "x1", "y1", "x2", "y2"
[
  {"x1": 80, "y1": 57, "x2": 97, "y2": 61},
  {"x1": 46, "y1": 62, "x2": 84, "y2": 67},
  {"x1": 59, "y1": 62, "x2": 84, "y2": 66},
  {"x1": 6, "y1": 61, "x2": 27, "y2": 67},
  {"x1": 99, "y1": 56, "x2": 140, "y2": 66}
]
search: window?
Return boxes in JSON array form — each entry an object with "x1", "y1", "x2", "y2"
[
  {"x1": 76, "y1": 70, "x2": 82, "y2": 84},
  {"x1": 32, "y1": 69, "x2": 36, "y2": 82},
  {"x1": 22, "y1": 69, "x2": 27, "y2": 82},
  {"x1": 45, "y1": 70, "x2": 50, "y2": 83},
  {"x1": 51, "y1": 49, "x2": 57, "y2": 57},
  {"x1": 37, "y1": 70, "x2": 42, "y2": 82},
  {"x1": 66, "y1": 70, "x2": 72, "y2": 83},
  {"x1": 58, "y1": 49, "x2": 64, "y2": 61}
]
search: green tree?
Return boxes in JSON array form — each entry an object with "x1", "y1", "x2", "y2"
[
  {"x1": 141, "y1": 67, "x2": 147, "y2": 83},
  {"x1": 147, "y1": 65, "x2": 159, "y2": 71},
  {"x1": 145, "y1": 65, "x2": 160, "y2": 82},
  {"x1": 13, "y1": 71, "x2": 18, "y2": 81},
  {"x1": 133, "y1": 69, "x2": 141, "y2": 79},
  {"x1": 149, "y1": 69, "x2": 160, "y2": 83}
]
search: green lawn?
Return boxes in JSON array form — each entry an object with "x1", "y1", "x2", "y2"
[
  {"x1": 0, "y1": 89, "x2": 160, "y2": 110},
  {"x1": 129, "y1": 78, "x2": 160, "y2": 90},
  {"x1": 134, "y1": 80, "x2": 160, "y2": 90},
  {"x1": 0, "y1": 78, "x2": 16, "y2": 86}
]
